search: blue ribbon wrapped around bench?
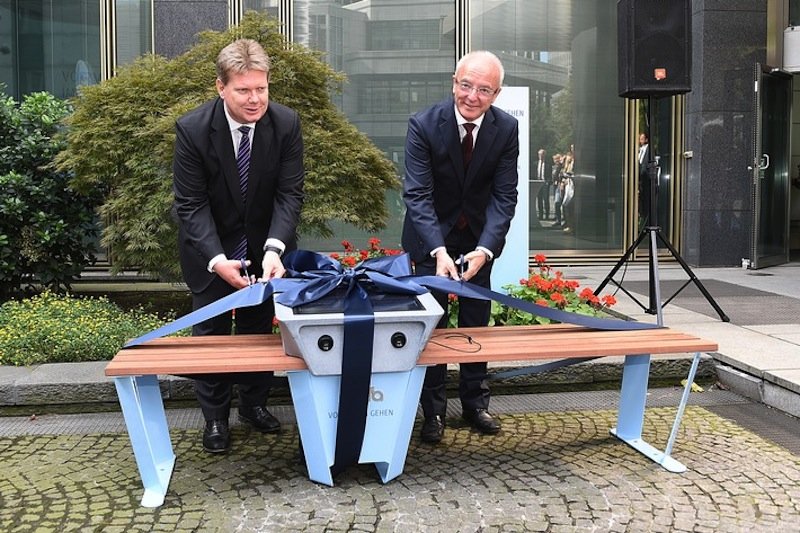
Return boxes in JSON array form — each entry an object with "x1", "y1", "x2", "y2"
[
  {"x1": 275, "y1": 250, "x2": 429, "y2": 476},
  {"x1": 123, "y1": 250, "x2": 658, "y2": 480}
]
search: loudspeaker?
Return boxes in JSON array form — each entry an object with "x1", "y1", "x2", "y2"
[{"x1": 618, "y1": 0, "x2": 691, "y2": 98}]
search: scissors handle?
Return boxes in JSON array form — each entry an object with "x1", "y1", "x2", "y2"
[{"x1": 240, "y1": 259, "x2": 252, "y2": 285}]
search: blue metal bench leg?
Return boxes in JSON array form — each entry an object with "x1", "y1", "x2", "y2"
[
  {"x1": 610, "y1": 353, "x2": 687, "y2": 473},
  {"x1": 664, "y1": 352, "x2": 702, "y2": 457},
  {"x1": 114, "y1": 375, "x2": 176, "y2": 507},
  {"x1": 286, "y1": 371, "x2": 336, "y2": 486},
  {"x1": 287, "y1": 367, "x2": 427, "y2": 486}
]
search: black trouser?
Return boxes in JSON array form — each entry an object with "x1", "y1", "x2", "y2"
[
  {"x1": 415, "y1": 226, "x2": 493, "y2": 418},
  {"x1": 536, "y1": 182, "x2": 551, "y2": 219},
  {"x1": 191, "y1": 275, "x2": 275, "y2": 421}
]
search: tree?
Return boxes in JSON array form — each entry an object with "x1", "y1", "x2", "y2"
[
  {"x1": 56, "y1": 12, "x2": 399, "y2": 281},
  {"x1": 0, "y1": 90, "x2": 100, "y2": 299}
]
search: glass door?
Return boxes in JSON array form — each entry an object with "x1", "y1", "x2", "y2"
[{"x1": 751, "y1": 64, "x2": 792, "y2": 269}]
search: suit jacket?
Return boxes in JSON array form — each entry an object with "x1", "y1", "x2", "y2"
[
  {"x1": 535, "y1": 157, "x2": 552, "y2": 183},
  {"x1": 402, "y1": 97, "x2": 519, "y2": 262},
  {"x1": 638, "y1": 144, "x2": 650, "y2": 179},
  {"x1": 173, "y1": 98, "x2": 305, "y2": 293}
]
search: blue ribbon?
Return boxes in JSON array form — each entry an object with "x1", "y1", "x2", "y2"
[{"x1": 122, "y1": 250, "x2": 658, "y2": 481}]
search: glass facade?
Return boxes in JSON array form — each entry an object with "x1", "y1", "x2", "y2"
[
  {"x1": 0, "y1": 0, "x2": 660, "y2": 262},
  {"x1": 469, "y1": 0, "x2": 624, "y2": 255},
  {"x1": 0, "y1": 0, "x2": 152, "y2": 100},
  {"x1": 115, "y1": 0, "x2": 151, "y2": 66},
  {"x1": 0, "y1": 0, "x2": 101, "y2": 99},
  {"x1": 290, "y1": 0, "x2": 457, "y2": 252},
  {"x1": 289, "y1": 0, "x2": 629, "y2": 258},
  {"x1": 243, "y1": 0, "x2": 278, "y2": 20}
]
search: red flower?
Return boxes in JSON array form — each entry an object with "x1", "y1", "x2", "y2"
[
  {"x1": 534, "y1": 254, "x2": 547, "y2": 264},
  {"x1": 330, "y1": 237, "x2": 403, "y2": 267},
  {"x1": 602, "y1": 294, "x2": 617, "y2": 307},
  {"x1": 535, "y1": 298, "x2": 549, "y2": 306},
  {"x1": 550, "y1": 292, "x2": 567, "y2": 308}
]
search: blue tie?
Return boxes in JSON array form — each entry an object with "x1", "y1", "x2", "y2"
[{"x1": 232, "y1": 126, "x2": 251, "y2": 260}]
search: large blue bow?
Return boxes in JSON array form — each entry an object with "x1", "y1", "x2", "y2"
[{"x1": 275, "y1": 249, "x2": 427, "y2": 309}]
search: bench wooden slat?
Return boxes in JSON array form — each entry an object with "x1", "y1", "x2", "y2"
[{"x1": 106, "y1": 326, "x2": 718, "y2": 377}]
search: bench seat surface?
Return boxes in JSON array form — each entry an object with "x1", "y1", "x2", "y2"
[{"x1": 106, "y1": 324, "x2": 718, "y2": 377}]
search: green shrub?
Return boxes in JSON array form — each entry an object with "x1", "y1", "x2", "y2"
[
  {"x1": 0, "y1": 89, "x2": 101, "y2": 299},
  {"x1": 0, "y1": 291, "x2": 180, "y2": 366},
  {"x1": 56, "y1": 11, "x2": 399, "y2": 281}
]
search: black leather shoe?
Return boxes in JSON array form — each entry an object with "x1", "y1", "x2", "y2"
[
  {"x1": 462, "y1": 409, "x2": 501, "y2": 434},
  {"x1": 420, "y1": 415, "x2": 445, "y2": 443},
  {"x1": 238, "y1": 406, "x2": 281, "y2": 433},
  {"x1": 203, "y1": 419, "x2": 230, "y2": 454}
]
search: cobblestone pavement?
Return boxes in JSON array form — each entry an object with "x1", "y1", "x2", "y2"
[{"x1": 3, "y1": 404, "x2": 800, "y2": 532}]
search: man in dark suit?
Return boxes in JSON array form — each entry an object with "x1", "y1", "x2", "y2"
[
  {"x1": 637, "y1": 131, "x2": 651, "y2": 227},
  {"x1": 402, "y1": 50, "x2": 519, "y2": 443},
  {"x1": 173, "y1": 38, "x2": 305, "y2": 454},
  {"x1": 534, "y1": 148, "x2": 552, "y2": 220}
]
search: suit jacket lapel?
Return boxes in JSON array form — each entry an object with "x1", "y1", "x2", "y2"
[
  {"x1": 248, "y1": 110, "x2": 274, "y2": 211},
  {"x1": 465, "y1": 106, "x2": 498, "y2": 184},
  {"x1": 438, "y1": 101, "x2": 466, "y2": 181},
  {"x1": 210, "y1": 99, "x2": 246, "y2": 217}
]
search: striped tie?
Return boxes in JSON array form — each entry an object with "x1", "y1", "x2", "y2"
[{"x1": 232, "y1": 126, "x2": 251, "y2": 260}]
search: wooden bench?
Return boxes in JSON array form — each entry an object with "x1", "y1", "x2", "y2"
[{"x1": 106, "y1": 324, "x2": 718, "y2": 507}]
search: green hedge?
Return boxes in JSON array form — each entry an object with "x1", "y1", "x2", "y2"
[{"x1": 0, "y1": 291, "x2": 181, "y2": 366}]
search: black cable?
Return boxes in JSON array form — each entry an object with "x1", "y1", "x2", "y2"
[{"x1": 427, "y1": 332, "x2": 482, "y2": 353}]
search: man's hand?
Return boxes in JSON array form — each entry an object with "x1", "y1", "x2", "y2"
[
  {"x1": 458, "y1": 250, "x2": 488, "y2": 281},
  {"x1": 434, "y1": 249, "x2": 460, "y2": 280},
  {"x1": 212, "y1": 259, "x2": 254, "y2": 289},
  {"x1": 259, "y1": 250, "x2": 285, "y2": 281}
]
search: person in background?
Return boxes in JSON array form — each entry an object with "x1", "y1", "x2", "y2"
[
  {"x1": 402, "y1": 50, "x2": 519, "y2": 444},
  {"x1": 551, "y1": 153, "x2": 564, "y2": 226},
  {"x1": 535, "y1": 148, "x2": 552, "y2": 221},
  {"x1": 637, "y1": 132, "x2": 651, "y2": 227},
  {"x1": 172, "y1": 38, "x2": 305, "y2": 454}
]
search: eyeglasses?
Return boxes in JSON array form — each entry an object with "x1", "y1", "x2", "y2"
[{"x1": 455, "y1": 80, "x2": 498, "y2": 98}]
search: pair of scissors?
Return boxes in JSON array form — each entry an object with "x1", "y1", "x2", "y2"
[
  {"x1": 240, "y1": 259, "x2": 252, "y2": 286},
  {"x1": 458, "y1": 254, "x2": 466, "y2": 280}
]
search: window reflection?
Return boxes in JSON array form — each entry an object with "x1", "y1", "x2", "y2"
[
  {"x1": 116, "y1": 0, "x2": 152, "y2": 67},
  {"x1": 243, "y1": 0, "x2": 279, "y2": 19},
  {"x1": 266, "y1": 1, "x2": 631, "y2": 257},
  {"x1": 471, "y1": 0, "x2": 625, "y2": 254},
  {"x1": 281, "y1": 0, "x2": 456, "y2": 251},
  {"x1": 0, "y1": 0, "x2": 101, "y2": 99}
]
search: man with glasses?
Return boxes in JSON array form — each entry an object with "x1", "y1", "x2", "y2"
[{"x1": 402, "y1": 51, "x2": 519, "y2": 443}]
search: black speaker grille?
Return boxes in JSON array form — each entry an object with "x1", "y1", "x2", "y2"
[{"x1": 618, "y1": 0, "x2": 691, "y2": 98}]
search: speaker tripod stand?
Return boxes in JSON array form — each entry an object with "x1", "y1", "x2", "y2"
[{"x1": 595, "y1": 97, "x2": 729, "y2": 325}]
